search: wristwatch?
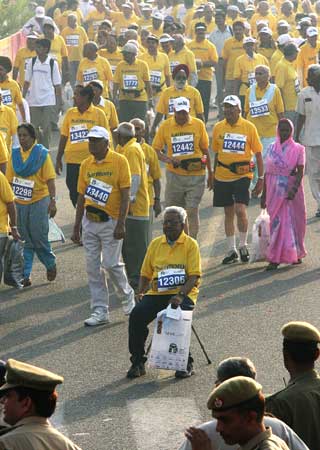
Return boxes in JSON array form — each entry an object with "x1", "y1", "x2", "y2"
[
  {"x1": 178, "y1": 291, "x2": 185, "y2": 298},
  {"x1": 50, "y1": 196, "x2": 56, "y2": 200}
]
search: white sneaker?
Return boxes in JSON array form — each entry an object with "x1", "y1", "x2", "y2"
[
  {"x1": 84, "y1": 311, "x2": 110, "y2": 326},
  {"x1": 122, "y1": 295, "x2": 136, "y2": 315}
]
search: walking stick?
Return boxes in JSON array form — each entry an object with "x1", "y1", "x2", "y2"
[{"x1": 191, "y1": 325, "x2": 212, "y2": 365}]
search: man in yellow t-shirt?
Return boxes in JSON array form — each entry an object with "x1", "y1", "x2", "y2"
[
  {"x1": 55, "y1": 85, "x2": 107, "y2": 208},
  {"x1": 234, "y1": 36, "x2": 269, "y2": 110},
  {"x1": 169, "y1": 34, "x2": 198, "y2": 86},
  {"x1": 152, "y1": 96, "x2": 213, "y2": 239},
  {"x1": 0, "y1": 57, "x2": 25, "y2": 123},
  {"x1": 115, "y1": 122, "x2": 149, "y2": 291},
  {"x1": 76, "y1": 41, "x2": 112, "y2": 98},
  {"x1": 0, "y1": 171, "x2": 20, "y2": 278},
  {"x1": 127, "y1": 205, "x2": 201, "y2": 379},
  {"x1": 187, "y1": 22, "x2": 218, "y2": 122},
  {"x1": 113, "y1": 42, "x2": 152, "y2": 122},
  {"x1": 0, "y1": 92, "x2": 18, "y2": 150},
  {"x1": 0, "y1": 131, "x2": 9, "y2": 174},
  {"x1": 98, "y1": 33, "x2": 122, "y2": 76},
  {"x1": 212, "y1": 95, "x2": 263, "y2": 264},
  {"x1": 12, "y1": 33, "x2": 38, "y2": 89},
  {"x1": 61, "y1": 14, "x2": 88, "y2": 87},
  {"x1": 130, "y1": 118, "x2": 162, "y2": 243},
  {"x1": 297, "y1": 27, "x2": 320, "y2": 88},
  {"x1": 221, "y1": 21, "x2": 246, "y2": 97},
  {"x1": 71, "y1": 126, "x2": 135, "y2": 326},
  {"x1": 274, "y1": 42, "x2": 300, "y2": 124}
]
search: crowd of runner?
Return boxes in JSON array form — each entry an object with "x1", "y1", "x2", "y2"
[{"x1": 0, "y1": 0, "x2": 320, "y2": 448}]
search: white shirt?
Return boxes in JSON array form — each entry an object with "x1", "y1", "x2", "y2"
[
  {"x1": 79, "y1": 0, "x2": 95, "y2": 19},
  {"x1": 296, "y1": 86, "x2": 320, "y2": 146},
  {"x1": 209, "y1": 26, "x2": 233, "y2": 56},
  {"x1": 178, "y1": 417, "x2": 310, "y2": 450},
  {"x1": 22, "y1": 16, "x2": 59, "y2": 36},
  {"x1": 25, "y1": 56, "x2": 61, "y2": 107}
]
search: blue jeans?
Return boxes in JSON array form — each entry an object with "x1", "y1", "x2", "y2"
[{"x1": 16, "y1": 196, "x2": 56, "y2": 278}]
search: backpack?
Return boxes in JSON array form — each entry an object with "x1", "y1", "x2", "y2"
[{"x1": 31, "y1": 56, "x2": 55, "y2": 83}]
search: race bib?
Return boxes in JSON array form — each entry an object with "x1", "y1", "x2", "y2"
[
  {"x1": 111, "y1": 65, "x2": 116, "y2": 75},
  {"x1": 248, "y1": 72, "x2": 256, "y2": 86},
  {"x1": 150, "y1": 70, "x2": 161, "y2": 86},
  {"x1": 93, "y1": 20, "x2": 102, "y2": 32},
  {"x1": 171, "y1": 134, "x2": 194, "y2": 156},
  {"x1": 66, "y1": 34, "x2": 79, "y2": 46},
  {"x1": 83, "y1": 68, "x2": 98, "y2": 83},
  {"x1": 223, "y1": 133, "x2": 247, "y2": 153},
  {"x1": 157, "y1": 268, "x2": 186, "y2": 292},
  {"x1": 249, "y1": 99, "x2": 270, "y2": 118},
  {"x1": 2, "y1": 89, "x2": 12, "y2": 105},
  {"x1": 168, "y1": 98, "x2": 176, "y2": 114},
  {"x1": 12, "y1": 177, "x2": 34, "y2": 201},
  {"x1": 294, "y1": 78, "x2": 300, "y2": 94},
  {"x1": 85, "y1": 178, "x2": 113, "y2": 206},
  {"x1": 24, "y1": 57, "x2": 32, "y2": 71},
  {"x1": 70, "y1": 124, "x2": 88, "y2": 144},
  {"x1": 170, "y1": 61, "x2": 180, "y2": 73},
  {"x1": 123, "y1": 74, "x2": 138, "y2": 89}
]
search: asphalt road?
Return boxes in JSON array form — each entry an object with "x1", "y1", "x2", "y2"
[{"x1": 1, "y1": 125, "x2": 320, "y2": 450}]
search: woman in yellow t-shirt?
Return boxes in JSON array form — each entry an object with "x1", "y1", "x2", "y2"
[{"x1": 6, "y1": 123, "x2": 57, "y2": 287}]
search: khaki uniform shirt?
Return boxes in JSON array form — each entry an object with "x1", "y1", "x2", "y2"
[
  {"x1": 0, "y1": 416, "x2": 82, "y2": 450},
  {"x1": 266, "y1": 370, "x2": 320, "y2": 450},
  {"x1": 240, "y1": 428, "x2": 289, "y2": 450}
]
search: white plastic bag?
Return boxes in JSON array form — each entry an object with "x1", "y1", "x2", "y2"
[
  {"x1": 249, "y1": 209, "x2": 270, "y2": 263},
  {"x1": 48, "y1": 218, "x2": 65, "y2": 243},
  {"x1": 62, "y1": 82, "x2": 74, "y2": 112},
  {"x1": 3, "y1": 238, "x2": 24, "y2": 289},
  {"x1": 148, "y1": 305, "x2": 192, "y2": 372}
]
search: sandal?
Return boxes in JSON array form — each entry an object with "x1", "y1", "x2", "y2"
[
  {"x1": 292, "y1": 259, "x2": 302, "y2": 265},
  {"x1": 266, "y1": 262, "x2": 279, "y2": 271},
  {"x1": 47, "y1": 266, "x2": 57, "y2": 282}
]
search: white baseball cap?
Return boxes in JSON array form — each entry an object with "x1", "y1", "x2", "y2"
[
  {"x1": 306, "y1": 26, "x2": 318, "y2": 37},
  {"x1": 87, "y1": 126, "x2": 110, "y2": 140},
  {"x1": 223, "y1": 95, "x2": 242, "y2": 109},
  {"x1": 243, "y1": 36, "x2": 256, "y2": 44},
  {"x1": 35, "y1": 6, "x2": 45, "y2": 18},
  {"x1": 151, "y1": 11, "x2": 164, "y2": 20},
  {"x1": 122, "y1": 2, "x2": 133, "y2": 9},
  {"x1": 277, "y1": 19, "x2": 290, "y2": 27},
  {"x1": 174, "y1": 97, "x2": 190, "y2": 112},
  {"x1": 259, "y1": 26, "x2": 272, "y2": 35},
  {"x1": 121, "y1": 42, "x2": 138, "y2": 55},
  {"x1": 159, "y1": 33, "x2": 175, "y2": 43},
  {"x1": 277, "y1": 33, "x2": 293, "y2": 46},
  {"x1": 256, "y1": 19, "x2": 268, "y2": 26}
]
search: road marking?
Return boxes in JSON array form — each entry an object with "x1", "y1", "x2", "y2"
[{"x1": 127, "y1": 397, "x2": 202, "y2": 450}]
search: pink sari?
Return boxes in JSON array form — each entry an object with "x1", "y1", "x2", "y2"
[{"x1": 265, "y1": 119, "x2": 307, "y2": 264}]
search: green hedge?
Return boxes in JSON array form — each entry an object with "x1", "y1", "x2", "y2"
[{"x1": 0, "y1": 0, "x2": 33, "y2": 40}]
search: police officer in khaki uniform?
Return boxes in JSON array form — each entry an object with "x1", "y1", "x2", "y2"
[
  {"x1": 186, "y1": 376, "x2": 289, "y2": 450},
  {"x1": 0, "y1": 359, "x2": 82, "y2": 450},
  {"x1": 266, "y1": 321, "x2": 320, "y2": 450}
]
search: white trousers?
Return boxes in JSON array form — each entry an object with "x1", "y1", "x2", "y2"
[
  {"x1": 306, "y1": 146, "x2": 320, "y2": 208},
  {"x1": 82, "y1": 215, "x2": 134, "y2": 313}
]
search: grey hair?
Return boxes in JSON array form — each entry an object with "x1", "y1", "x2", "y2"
[
  {"x1": 217, "y1": 357, "x2": 257, "y2": 382},
  {"x1": 117, "y1": 122, "x2": 135, "y2": 137},
  {"x1": 255, "y1": 65, "x2": 270, "y2": 76},
  {"x1": 130, "y1": 118, "x2": 145, "y2": 129},
  {"x1": 163, "y1": 206, "x2": 187, "y2": 224}
]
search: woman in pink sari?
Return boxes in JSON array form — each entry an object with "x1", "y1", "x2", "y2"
[{"x1": 261, "y1": 118, "x2": 307, "y2": 270}]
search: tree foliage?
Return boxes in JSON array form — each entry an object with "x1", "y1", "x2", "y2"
[{"x1": 0, "y1": 0, "x2": 33, "y2": 39}]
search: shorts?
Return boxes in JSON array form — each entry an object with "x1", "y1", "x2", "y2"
[
  {"x1": 165, "y1": 171, "x2": 206, "y2": 209},
  {"x1": 213, "y1": 177, "x2": 251, "y2": 207}
]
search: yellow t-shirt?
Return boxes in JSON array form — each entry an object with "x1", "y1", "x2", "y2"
[
  {"x1": 274, "y1": 57, "x2": 299, "y2": 111},
  {"x1": 296, "y1": 41, "x2": 320, "y2": 87},
  {"x1": 55, "y1": 8, "x2": 83, "y2": 31},
  {"x1": 0, "y1": 132, "x2": 9, "y2": 164},
  {"x1": 47, "y1": 34, "x2": 68, "y2": 68},
  {"x1": 250, "y1": 13, "x2": 277, "y2": 35},
  {"x1": 140, "y1": 231, "x2": 201, "y2": 303},
  {"x1": 95, "y1": 97, "x2": 119, "y2": 148},
  {"x1": 0, "y1": 104, "x2": 18, "y2": 150},
  {"x1": 0, "y1": 79, "x2": 23, "y2": 112},
  {"x1": 61, "y1": 105, "x2": 108, "y2": 164},
  {"x1": 0, "y1": 171, "x2": 14, "y2": 235},
  {"x1": 222, "y1": 37, "x2": 245, "y2": 80},
  {"x1": 169, "y1": 47, "x2": 197, "y2": 77},
  {"x1": 234, "y1": 52, "x2": 269, "y2": 95},
  {"x1": 77, "y1": 151, "x2": 131, "y2": 219},
  {"x1": 113, "y1": 59, "x2": 150, "y2": 102},
  {"x1": 187, "y1": 38, "x2": 218, "y2": 81},
  {"x1": 6, "y1": 145, "x2": 56, "y2": 205},
  {"x1": 116, "y1": 138, "x2": 149, "y2": 217},
  {"x1": 110, "y1": 11, "x2": 139, "y2": 35},
  {"x1": 137, "y1": 17, "x2": 152, "y2": 31},
  {"x1": 149, "y1": 25, "x2": 164, "y2": 38},
  {"x1": 152, "y1": 116, "x2": 209, "y2": 176},
  {"x1": 257, "y1": 46, "x2": 275, "y2": 62},
  {"x1": 61, "y1": 26, "x2": 88, "y2": 62},
  {"x1": 244, "y1": 83, "x2": 284, "y2": 137},
  {"x1": 141, "y1": 141, "x2": 161, "y2": 207},
  {"x1": 85, "y1": 10, "x2": 107, "y2": 40},
  {"x1": 156, "y1": 85, "x2": 204, "y2": 118},
  {"x1": 77, "y1": 56, "x2": 113, "y2": 98},
  {"x1": 13, "y1": 47, "x2": 36, "y2": 87},
  {"x1": 270, "y1": 48, "x2": 284, "y2": 77},
  {"x1": 212, "y1": 116, "x2": 262, "y2": 181},
  {"x1": 140, "y1": 51, "x2": 170, "y2": 96},
  {"x1": 98, "y1": 49, "x2": 122, "y2": 76}
]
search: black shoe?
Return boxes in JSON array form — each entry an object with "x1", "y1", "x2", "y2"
[
  {"x1": 316, "y1": 209, "x2": 320, "y2": 217},
  {"x1": 175, "y1": 363, "x2": 194, "y2": 379},
  {"x1": 127, "y1": 362, "x2": 145, "y2": 379},
  {"x1": 239, "y1": 246, "x2": 249, "y2": 263},
  {"x1": 222, "y1": 250, "x2": 239, "y2": 265},
  {"x1": 266, "y1": 262, "x2": 279, "y2": 271}
]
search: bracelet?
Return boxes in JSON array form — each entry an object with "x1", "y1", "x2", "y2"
[
  {"x1": 258, "y1": 176, "x2": 264, "y2": 180},
  {"x1": 50, "y1": 196, "x2": 56, "y2": 200},
  {"x1": 11, "y1": 226, "x2": 17, "y2": 229}
]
